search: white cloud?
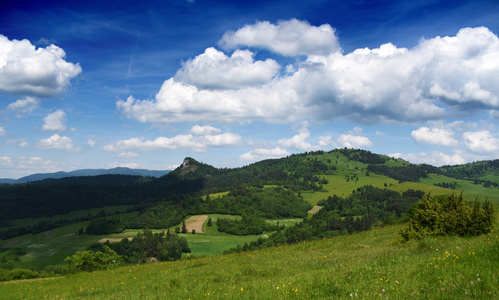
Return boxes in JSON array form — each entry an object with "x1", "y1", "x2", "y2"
[
  {"x1": 87, "y1": 139, "x2": 97, "y2": 147},
  {"x1": 376, "y1": 131, "x2": 385, "y2": 136},
  {"x1": 189, "y1": 125, "x2": 221, "y2": 135},
  {"x1": 175, "y1": 47, "x2": 280, "y2": 89},
  {"x1": 42, "y1": 109, "x2": 67, "y2": 131},
  {"x1": 318, "y1": 135, "x2": 333, "y2": 148},
  {"x1": 6, "y1": 138, "x2": 28, "y2": 147},
  {"x1": 167, "y1": 164, "x2": 180, "y2": 170},
  {"x1": 411, "y1": 126, "x2": 458, "y2": 146},
  {"x1": 0, "y1": 126, "x2": 6, "y2": 137},
  {"x1": 389, "y1": 151, "x2": 466, "y2": 166},
  {"x1": 118, "y1": 26, "x2": 499, "y2": 125},
  {"x1": 337, "y1": 134, "x2": 373, "y2": 148},
  {"x1": 239, "y1": 147, "x2": 290, "y2": 161},
  {"x1": 6, "y1": 96, "x2": 40, "y2": 117},
  {"x1": 0, "y1": 35, "x2": 81, "y2": 97},
  {"x1": 118, "y1": 152, "x2": 139, "y2": 159},
  {"x1": 103, "y1": 131, "x2": 241, "y2": 152},
  {"x1": 108, "y1": 162, "x2": 141, "y2": 169},
  {"x1": 219, "y1": 19, "x2": 341, "y2": 56},
  {"x1": 0, "y1": 156, "x2": 12, "y2": 166},
  {"x1": 277, "y1": 122, "x2": 319, "y2": 151},
  {"x1": 16, "y1": 156, "x2": 66, "y2": 174},
  {"x1": 463, "y1": 130, "x2": 499, "y2": 153},
  {"x1": 37, "y1": 134, "x2": 81, "y2": 151}
]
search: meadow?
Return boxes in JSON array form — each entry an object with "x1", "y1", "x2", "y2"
[{"x1": 1, "y1": 216, "x2": 497, "y2": 299}]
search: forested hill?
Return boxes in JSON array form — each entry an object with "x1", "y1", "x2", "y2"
[
  {"x1": 1, "y1": 149, "x2": 499, "y2": 223},
  {"x1": 0, "y1": 167, "x2": 171, "y2": 184}
]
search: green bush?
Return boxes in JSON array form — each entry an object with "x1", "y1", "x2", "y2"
[
  {"x1": 64, "y1": 245, "x2": 123, "y2": 273},
  {"x1": 400, "y1": 193, "x2": 495, "y2": 240}
]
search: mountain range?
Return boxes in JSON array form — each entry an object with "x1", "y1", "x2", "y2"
[{"x1": 0, "y1": 167, "x2": 171, "y2": 184}]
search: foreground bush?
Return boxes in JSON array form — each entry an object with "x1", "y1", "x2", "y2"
[
  {"x1": 64, "y1": 245, "x2": 123, "y2": 273},
  {"x1": 400, "y1": 193, "x2": 495, "y2": 240}
]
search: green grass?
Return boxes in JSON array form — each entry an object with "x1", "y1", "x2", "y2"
[
  {"x1": 0, "y1": 221, "x2": 96, "y2": 270},
  {"x1": 420, "y1": 174, "x2": 499, "y2": 205},
  {"x1": 2, "y1": 217, "x2": 497, "y2": 299}
]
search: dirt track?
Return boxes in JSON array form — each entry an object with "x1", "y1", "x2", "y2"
[{"x1": 185, "y1": 215, "x2": 208, "y2": 233}]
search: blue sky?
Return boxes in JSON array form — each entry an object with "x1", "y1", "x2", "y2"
[{"x1": 1, "y1": 0, "x2": 499, "y2": 178}]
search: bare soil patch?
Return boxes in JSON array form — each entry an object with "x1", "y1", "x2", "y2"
[
  {"x1": 308, "y1": 205, "x2": 323, "y2": 215},
  {"x1": 98, "y1": 237, "x2": 133, "y2": 243},
  {"x1": 185, "y1": 215, "x2": 208, "y2": 233}
]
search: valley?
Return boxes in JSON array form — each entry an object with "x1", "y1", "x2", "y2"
[{"x1": 0, "y1": 149, "x2": 498, "y2": 298}]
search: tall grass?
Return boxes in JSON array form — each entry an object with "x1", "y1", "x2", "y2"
[{"x1": 2, "y1": 217, "x2": 497, "y2": 299}]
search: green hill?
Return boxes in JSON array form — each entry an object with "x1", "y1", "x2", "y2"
[
  {"x1": 2, "y1": 217, "x2": 498, "y2": 299},
  {"x1": 1, "y1": 148, "x2": 499, "y2": 284}
]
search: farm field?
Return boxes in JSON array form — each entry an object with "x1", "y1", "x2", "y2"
[
  {"x1": 0, "y1": 213, "x2": 298, "y2": 270},
  {"x1": 2, "y1": 216, "x2": 497, "y2": 299}
]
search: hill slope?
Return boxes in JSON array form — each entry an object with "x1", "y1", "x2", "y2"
[{"x1": 2, "y1": 218, "x2": 498, "y2": 299}]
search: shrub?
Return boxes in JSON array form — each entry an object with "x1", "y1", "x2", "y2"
[
  {"x1": 64, "y1": 245, "x2": 123, "y2": 273},
  {"x1": 400, "y1": 193, "x2": 495, "y2": 241}
]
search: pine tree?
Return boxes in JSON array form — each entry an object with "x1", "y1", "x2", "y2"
[{"x1": 181, "y1": 220, "x2": 187, "y2": 234}]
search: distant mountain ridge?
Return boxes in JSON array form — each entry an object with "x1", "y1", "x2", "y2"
[{"x1": 0, "y1": 167, "x2": 171, "y2": 184}]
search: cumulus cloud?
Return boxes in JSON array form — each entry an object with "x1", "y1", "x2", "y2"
[
  {"x1": 189, "y1": 125, "x2": 221, "y2": 135},
  {"x1": 118, "y1": 152, "x2": 139, "y2": 159},
  {"x1": 239, "y1": 147, "x2": 290, "y2": 161},
  {"x1": 219, "y1": 19, "x2": 341, "y2": 56},
  {"x1": 118, "y1": 24, "x2": 499, "y2": 125},
  {"x1": 411, "y1": 126, "x2": 458, "y2": 146},
  {"x1": 37, "y1": 134, "x2": 80, "y2": 151},
  {"x1": 103, "y1": 129, "x2": 241, "y2": 152},
  {"x1": 175, "y1": 47, "x2": 280, "y2": 89},
  {"x1": 389, "y1": 151, "x2": 466, "y2": 166},
  {"x1": 337, "y1": 134, "x2": 373, "y2": 148},
  {"x1": 42, "y1": 109, "x2": 67, "y2": 131},
  {"x1": 116, "y1": 78, "x2": 300, "y2": 123},
  {"x1": 463, "y1": 130, "x2": 499, "y2": 153},
  {"x1": 277, "y1": 122, "x2": 319, "y2": 151},
  {"x1": 6, "y1": 96, "x2": 40, "y2": 117},
  {"x1": 0, "y1": 35, "x2": 81, "y2": 97}
]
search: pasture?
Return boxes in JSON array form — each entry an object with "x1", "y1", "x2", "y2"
[{"x1": 2, "y1": 216, "x2": 497, "y2": 299}]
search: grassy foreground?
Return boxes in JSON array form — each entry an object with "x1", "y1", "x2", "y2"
[{"x1": 1, "y1": 218, "x2": 498, "y2": 299}]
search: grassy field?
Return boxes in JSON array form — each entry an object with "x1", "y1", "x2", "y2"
[
  {"x1": 0, "y1": 221, "x2": 95, "y2": 270},
  {"x1": 2, "y1": 216, "x2": 497, "y2": 299},
  {"x1": 301, "y1": 172, "x2": 499, "y2": 206},
  {"x1": 0, "y1": 214, "x2": 301, "y2": 270}
]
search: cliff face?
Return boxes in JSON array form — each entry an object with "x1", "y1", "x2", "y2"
[{"x1": 179, "y1": 158, "x2": 198, "y2": 176}]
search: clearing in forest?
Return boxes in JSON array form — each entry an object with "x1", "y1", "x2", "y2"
[
  {"x1": 308, "y1": 205, "x2": 322, "y2": 214},
  {"x1": 185, "y1": 215, "x2": 208, "y2": 233}
]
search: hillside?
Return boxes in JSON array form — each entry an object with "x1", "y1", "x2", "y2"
[
  {"x1": 1, "y1": 148, "x2": 499, "y2": 279},
  {"x1": 2, "y1": 218, "x2": 498, "y2": 299}
]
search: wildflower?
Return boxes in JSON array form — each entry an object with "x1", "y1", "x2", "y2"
[
  {"x1": 470, "y1": 281, "x2": 474, "y2": 285},
  {"x1": 441, "y1": 288, "x2": 445, "y2": 291}
]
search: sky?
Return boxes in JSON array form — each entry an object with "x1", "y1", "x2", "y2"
[{"x1": 0, "y1": 0, "x2": 499, "y2": 179}]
